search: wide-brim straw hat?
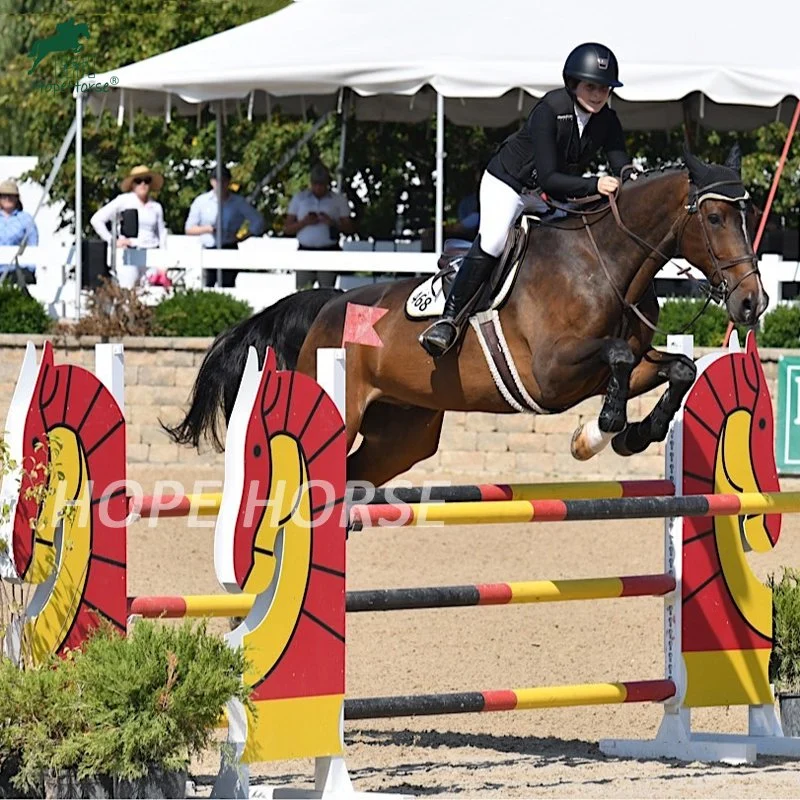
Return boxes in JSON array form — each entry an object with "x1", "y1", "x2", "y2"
[{"x1": 120, "y1": 165, "x2": 164, "y2": 193}]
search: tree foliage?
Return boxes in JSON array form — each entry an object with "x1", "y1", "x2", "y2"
[{"x1": 0, "y1": 1, "x2": 797, "y2": 244}]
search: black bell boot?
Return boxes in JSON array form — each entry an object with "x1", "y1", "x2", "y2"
[{"x1": 419, "y1": 237, "x2": 499, "y2": 358}]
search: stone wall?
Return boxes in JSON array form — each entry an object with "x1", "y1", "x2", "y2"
[{"x1": 0, "y1": 334, "x2": 788, "y2": 485}]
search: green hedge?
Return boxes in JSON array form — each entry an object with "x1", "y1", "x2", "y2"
[
  {"x1": 0, "y1": 284, "x2": 51, "y2": 334},
  {"x1": 153, "y1": 290, "x2": 253, "y2": 337},
  {"x1": 760, "y1": 305, "x2": 800, "y2": 349},
  {"x1": 652, "y1": 298, "x2": 800, "y2": 349},
  {"x1": 651, "y1": 299, "x2": 732, "y2": 347}
]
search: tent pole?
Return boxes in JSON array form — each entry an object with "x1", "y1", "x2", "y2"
[
  {"x1": 75, "y1": 92, "x2": 83, "y2": 320},
  {"x1": 435, "y1": 92, "x2": 445, "y2": 255},
  {"x1": 723, "y1": 100, "x2": 800, "y2": 344},
  {"x1": 336, "y1": 89, "x2": 349, "y2": 192},
  {"x1": 215, "y1": 100, "x2": 223, "y2": 287}
]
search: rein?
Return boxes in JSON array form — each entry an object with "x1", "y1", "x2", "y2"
[{"x1": 541, "y1": 168, "x2": 759, "y2": 336}]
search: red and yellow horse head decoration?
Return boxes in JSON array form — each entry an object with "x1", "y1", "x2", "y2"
[
  {"x1": 214, "y1": 346, "x2": 347, "y2": 763},
  {"x1": 681, "y1": 331, "x2": 780, "y2": 706},
  {"x1": 0, "y1": 342, "x2": 126, "y2": 664}
]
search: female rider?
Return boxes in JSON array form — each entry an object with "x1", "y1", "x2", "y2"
[{"x1": 420, "y1": 42, "x2": 630, "y2": 357}]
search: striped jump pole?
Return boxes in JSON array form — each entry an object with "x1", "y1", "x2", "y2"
[
  {"x1": 127, "y1": 573, "x2": 675, "y2": 619},
  {"x1": 126, "y1": 479, "x2": 674, "y2": 520},
  {"x1": 350, "y1": 491, "x2": 800, "y2": 529},
  {"x1": 129, "y1": 492, "x2": 223, "y2": 518},
  {"x1": 348, "y1": 479, "x2": 675, "y2": 505},
  {"x1": 345, "y1": 679, "x2": 676, "y2": 720},
  {"x1": 127, "y1": 594, "x2": 255, "y2": 619}
]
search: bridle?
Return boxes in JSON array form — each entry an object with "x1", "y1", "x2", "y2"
[
  {"x1": 539, "y1": 167, "x2": 761, "y2": 335},
  {"x1": 682, "y1": 179, "x2": 760, "y2": 302}
]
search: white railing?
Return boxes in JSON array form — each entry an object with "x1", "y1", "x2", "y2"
[{"x1": 2, "y1": 239, "x2": 798, "y2": 321}]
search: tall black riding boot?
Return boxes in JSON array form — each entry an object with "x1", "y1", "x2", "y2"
[{"x1": 419, "y1": 236, "x2": 499, "y2": 358}]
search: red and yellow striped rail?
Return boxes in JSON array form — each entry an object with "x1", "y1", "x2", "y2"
[
  {"x1": 129, "y1": 492, "x2": 223, "y2": 518},
  {"x1": 126, "y1": 479, "x2": 675, "y2": 520},
  {"x1": 344, "y1": 679, "x2": 676, "y2": 719},
  {"x1": 127, "y1": 573, "x2": 675, "y2": 619},
  {"x1": 350, "y1": 491, "x2": 800, "y2": 528}
]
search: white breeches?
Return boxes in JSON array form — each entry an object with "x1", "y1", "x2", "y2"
[{"x1": 477, "y1": 171, "x2": 548, "y2": 257}]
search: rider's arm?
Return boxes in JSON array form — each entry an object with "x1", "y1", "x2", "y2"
[
  {"x1": 528, "y1": 104, "x2": 599, "y2": 199},
  {"x1": 604, "y1": 111, "x2": 630, "y2": 176}
]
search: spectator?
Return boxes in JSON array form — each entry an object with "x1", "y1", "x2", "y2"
[
  {"x1": 91, "y1": 165, "x2": 167, "y2": 250},
  {"x1": 0, "y1": 178, "x2": 39, "y2": 283},
  {"x1": 185, "y1": 165, "x2": 265, "y2": 288},
  {"x1": 284, "y1": 163, "x2": 354, "y2": 289},
  {"x1": 445, "y1": 191, "x2": 480, "y2": 242}
]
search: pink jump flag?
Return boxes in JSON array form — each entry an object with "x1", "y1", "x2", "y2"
[{"x1": 341, "y1": 302, "x2": 389, "y2": 347}]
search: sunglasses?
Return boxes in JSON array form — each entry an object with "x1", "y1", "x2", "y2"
[
  {"x1": 133, "y1": 176, "x2": 152, "y2": 185},
  {"x1": 0, "y1": 194, "x2": 16, "y2": 200}
]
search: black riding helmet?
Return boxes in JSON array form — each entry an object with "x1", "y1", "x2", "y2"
[{"x1": 563, "y1": 42, "x2": 623, "y2": 89}]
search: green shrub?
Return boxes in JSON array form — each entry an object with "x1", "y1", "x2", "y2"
[
  {"x1": 3, "y1": 620, "x2": 252, "y2": 790},
  {"x1": 652, "y1": 299, "x2": 733, "y2": 347},
  {"x1": 153, "y1": 290, "x2": 252, "y2": 337},
  {"x1": 760, "y1": 304, "x2": 800, "y2": 349},
  {"x1": 72, "y1": 620, "x2": 252, "y2": 780},
  {"x1": 1, "y1": 653, "x2": 85, "y2": 793},
  {"x1": 769, "y1": 568, "x2": 800, "y2": 694},
  {"x1": 0, "y1": 284, "x2": 51, "y2": 334}
]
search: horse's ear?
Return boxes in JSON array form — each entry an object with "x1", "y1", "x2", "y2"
[
  {"x1": 724, "y1": 143, "x2": 742, "y2": 175},
  {"x1": 682, "y1": 145, "x2": 709, "y2": 182}
]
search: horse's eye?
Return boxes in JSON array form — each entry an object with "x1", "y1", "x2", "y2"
[{"x1": 707, "y1": 213, "x2": 722, "y2": 226}]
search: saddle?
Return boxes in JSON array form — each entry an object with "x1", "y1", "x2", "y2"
[{"x1": 405, "y1": 217, "x2": 531, "y2": 321}]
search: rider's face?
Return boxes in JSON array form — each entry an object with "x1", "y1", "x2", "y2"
[{"x1": 575, "y1": 81, "x2": 612, "y2": 114}]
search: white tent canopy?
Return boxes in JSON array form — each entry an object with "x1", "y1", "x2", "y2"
[
  {"x1": 72, "y1": 0, "x2": 800, "y2": 311},
  {"x1": 87, "y1": 0, "x2": 800, "y2": 130}
]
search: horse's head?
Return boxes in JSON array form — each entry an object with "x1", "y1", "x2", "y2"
[{"x1": 678, "y1": 146, "x2": 767, "y2": 326}]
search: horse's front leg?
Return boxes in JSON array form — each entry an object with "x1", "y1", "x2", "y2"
[
  {"x1": 570, "y1": 338, "x2": 637, "y2": 461},
  {"x1": 611, "y1": 349, "x2": 696, "y2": 456}
]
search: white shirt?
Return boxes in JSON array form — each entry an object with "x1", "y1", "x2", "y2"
[
  {"x1": 288, "y1": 188, "x2": 351, "y2": 248},
  {"x1": 90, "y1": 192, "x2": 166, "y2": 249},
  {"x1": 575, "y1": 103, "x2": 592, "y2": 138}
]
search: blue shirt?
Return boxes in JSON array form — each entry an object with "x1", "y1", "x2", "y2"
[
  {"x1": 0, "y1": 209, "x2": 39, "y2": 273},
  {"x1": 0, "y1": 209, "x2": 39, "y2": 247},
  {"x1": 184, "y1": 190, "x2": 265, "y2": 248},
  {"x1": 457, "y1": 194, "x2": 479, "y2": 232}
]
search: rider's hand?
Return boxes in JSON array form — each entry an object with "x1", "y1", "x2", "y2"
[
  {"x1": 116, "y1": 237, "x2": 130, "y2": 249},
  {"x1": 597, "y1": 176, "x2": 620, "y2": 196}
]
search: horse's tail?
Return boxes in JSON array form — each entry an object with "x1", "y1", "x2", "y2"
[{"x1": 161, "y1": 288, "x2": 342, "y2": 451}]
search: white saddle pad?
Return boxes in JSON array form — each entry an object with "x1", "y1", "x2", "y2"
[{"x1": 405, "y1": 218, "x2": 530, "y2": 320}]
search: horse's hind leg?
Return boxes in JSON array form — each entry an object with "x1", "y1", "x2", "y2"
[
  {"x1": 611, "y1": 349, "x2": 696, "y2": 456},
  {"x1": 347, "y1": 403, "x2": 445, "y2": 489}
]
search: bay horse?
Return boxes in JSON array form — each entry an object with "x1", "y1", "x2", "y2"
[{"x1": 164, "y1": 148, "x2": 766, "y2": 487}]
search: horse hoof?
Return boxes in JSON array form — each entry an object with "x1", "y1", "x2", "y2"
[
  {"x1": 571, "y1": 421, "x2": 615, "y2": 461},
  {"x1": 571, "y1": 425, "x2": 591, "y2": 461},
  {"x1": 611, "y1": 431, "x2": 634, "y2": 457}
]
